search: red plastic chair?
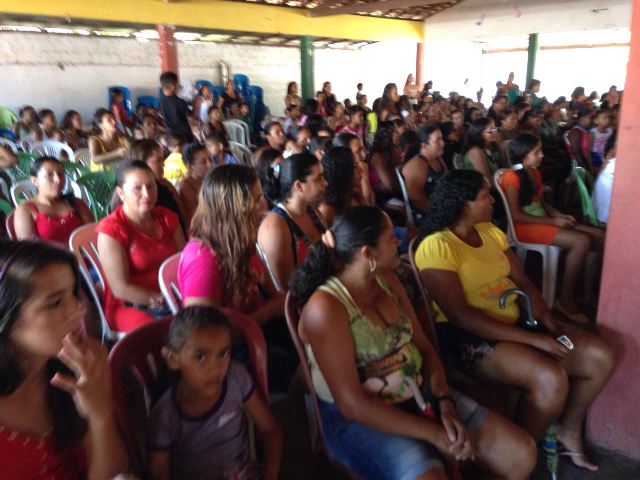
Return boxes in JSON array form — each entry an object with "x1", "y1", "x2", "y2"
[
  {"x1": 285, "y1": 293, "x2": 359, "y2": 479},
  {"x1": 109, "y1": 309, "x2": 269, "y2": 477}
]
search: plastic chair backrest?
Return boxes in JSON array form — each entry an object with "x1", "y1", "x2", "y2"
[
  {"x1": 0, "y1": 128, "x2": 17, "y2": 142},
  {"x1": 394, "y1": 166, "x2": 416, "y2": 229},
  {"x1": 0, "y1": 176, "x2": 10, "y2": 202},
  {"x1": 5, "y1": 211, "x2": 15, "y2": 239},
  {"x1": 0, "y1": 107, "x2": 18, "y2": 130},
  {"x1": 224, "y1": 121, "x2": 245, "y2": 145},
  {"x1": 573, "y1": 167, "x2": 598, "y2": 226},
  {"x1": 256, "y1": 242, "x2": 283, "y2": 292},
  {"x1": 73, "y1": 148, "x2": 91, "y2": 168},
  {"x1": 228, "y1": 141, "x2": 252, "y2": 165},
  {"x1": 0, "y1": 137, "x2": 18, "y2": 152},
  {"x1": 10, "y1": 180, "x2": 37, "y2": 205},
  {"x1": 158, "y1": 253, "x2": 182, "y2": 314},
  {"x1": 453, "y1": 152, "x2": 464, "y2": 170},
  {"x1": 108, "y1": 316, "x2": 171, "y2": 477},
  {"x1": 136, "y1": 95, "x2": 159, "y2": 110},
  {"x1": 0, "y1": 198, "x2": 11, "y2": 216},
  {"x1": 284, "y1": 293, "x2": 327, "y2": 456},
  {"x1": 31, "y1": 141, "x2": 76, "y2": 162},
  {"x1": 3, "y1": 152, "x2": 33, "y2": 184},
  {"x1": 493, "y1": 169, "x2": 519, "y2": 245},
  {"x1": 62, "y1": 161, "x2": 90, "y2": 181},
  {"x1": 407, "y1": 237, "x2": 441, "y2": 356},
  {"x1": 195, "y1": 80, "x2": 216, "y2": 96},
  {"x1": 69, "y1": 223, "x2": 124, "y2": 343},
  {"x1": 75, "y1": 172, "x2": 116, "y2": 221}
]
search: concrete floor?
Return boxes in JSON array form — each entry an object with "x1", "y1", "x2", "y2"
[{"x1": 272, "y1": 390, "x2": 640, "y2": 480}]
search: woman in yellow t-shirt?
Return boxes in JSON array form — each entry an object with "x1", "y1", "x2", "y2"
[{"x1": 415, "y1": 169, "x2": 613, "y2": 472}]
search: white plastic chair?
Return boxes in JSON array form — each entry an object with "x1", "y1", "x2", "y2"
[
  {"x1": 230, "y1": 119, "x2": 251, "y2": 145},
  {"x1": 394, "y1": 166, "x2": 415, "y2": 229},
  {"x1": 494, "y1": 169, "x2": 563, "y2": 307},
  {"x1": 256, "y1": 242, "x2": 284, "y2": 293},
  {"x1": 31, "y1": 140, "x2": 76, "y2": 162},
  {"x1": 0, "y1": 137, "x2": 18, "y2": 153},
  {"x1": 229, "y1": 141, "x2": 252, "y2": 165},
  {"x1": 10, "y1": 180, "x2": 37, "y2": 205},
  {"x1": 0, "y1": 176, "x2": 10, "y2": 202},
  {"x1": 74, "y1": 148, "x2": 91, "y2": 168},
  {"x1": 224, "y1": 121, "x2": 246, "y2": 145},
  {"x1": 158, "y1": 252, "x2": 183, "y2": 315},
  {"x1": 69, "y1": 223, "x2": 126, "y2": 343},
  {"x1": 453, "y1": 153, "x2": 464, "y2": 169}
]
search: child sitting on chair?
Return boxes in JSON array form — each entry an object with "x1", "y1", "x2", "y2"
[{"x1": 148, "y1": 306, "x2": 282, "y2": 480}]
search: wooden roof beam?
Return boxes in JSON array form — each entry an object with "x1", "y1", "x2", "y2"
[{"x1": 310, "y1": 0, "x2": 449, "y2": 17}]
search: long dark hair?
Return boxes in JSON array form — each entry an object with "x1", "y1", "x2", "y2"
[
  {"x1": 275, "y1": 152, "x2": 319, "y2": 202},
  {"x1": 466, "y1": 117, "x2": 493, "y2": 149},
  {"x1": 60, "y1": 110, "x2": 80, "y2": 131},
  {"x1": 255, "y1": 148, "x2": 283, "y2": 204},
  {"x1": 508, "y1": 133, "x2": 540, "y2": 206},
  {"x1": 289, "y1": 206, "x2": 388, "y2": 308},
  {"x1": 419, "y1": 169, "x2": 486, "y2": 238},
  {"x1": 0, "y1": 241, "x2": 87, "y2": 449},
  {"x1": 322, "y1": 147, "x2": 355, "y2": 214}
]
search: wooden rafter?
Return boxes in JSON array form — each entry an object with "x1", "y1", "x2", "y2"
[{"x1": 309, "y1": 0, "x2": 450, "y2": 17}]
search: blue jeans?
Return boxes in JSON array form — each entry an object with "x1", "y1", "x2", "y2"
[{"x1": 318, "y1": 389, "x2": 486, "y2": 480}]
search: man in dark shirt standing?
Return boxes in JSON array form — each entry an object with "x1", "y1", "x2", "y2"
[{"x1": 159, "y1": 71, "x2": 196, "y2": 143}]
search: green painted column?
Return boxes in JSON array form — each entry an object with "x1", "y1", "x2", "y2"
[
  {"x1": 300, "y1": 35, "x2": 315, "y2": 101},
  {"x1": 526, "y1": 33, "x2": 539, "y2": 88}
]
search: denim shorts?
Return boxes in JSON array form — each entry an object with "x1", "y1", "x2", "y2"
[{"x1": 318, "y1": 388, "x2": 486, "y2": 480}]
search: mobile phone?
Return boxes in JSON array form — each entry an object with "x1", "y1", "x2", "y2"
[{"x1": 556, "y1": 335, "x2": 574, "y2": 350}]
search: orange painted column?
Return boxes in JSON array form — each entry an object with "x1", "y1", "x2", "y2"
[
  {"x1": 416, "y1": 42, "x2": 424, "y2": 88},
  {"x1": 157, "y1": 24, "x2": 178, "y2": 74},
  {"x1": 586, "y1": 0, "x2": 640, "y2": 457}
]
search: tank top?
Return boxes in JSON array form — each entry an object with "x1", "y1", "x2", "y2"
[
  {"x1": 27, "y1": 200, "x2": 84, "y2": 245},
  {"x1": 89, "y1": 135, "x2": 127, "y2": 172},
  {"x1": 198, "y1": 97, "x2": 214, "y2": 124},
  {"x1": 307, "y1": 275, "x2": 424, "y2": 404},
  {"x1": 272, "y1": 203, "x2": 325, "y2": 265},
  {"x1": 463, "y1": 148, "x2": 498, "y2": 175}
]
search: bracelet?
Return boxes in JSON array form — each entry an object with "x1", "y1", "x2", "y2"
[{"x1": 434, "y1": 395, "x2": 455, "y2": 406}]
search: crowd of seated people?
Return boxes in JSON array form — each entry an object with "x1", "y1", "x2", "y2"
[{"x1": 0, "y1": 68, "x2": 623, "y2": 479}]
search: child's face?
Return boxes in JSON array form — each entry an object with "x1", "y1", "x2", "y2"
[
  {"x1": 164, "y1": 82, "x2": 177, "y2": 95},
  {"x1": 190, "y1": 149, "x2": 212, "y2": 178},
  {"x1": 168, "y1": 326, "x2": 232, "y2": 397},
  {"x1": 209, "y1": 109, "x2": 222, "y2": 122},
  {"x1": 240, "y1": 104, "x2": 249, "y2": 116},
  {"x1": 297, "y1": 129, "x2": 311, "y2": 146},
  {"x1": 596, "y1": 113, "x2": 610, "y2": 128},
  {"x1": 205, "y1": 140, "x2": 223, "y2": 157},
  {"x1": 523, "y1": 142, "x2": 544, "y2": 168}
]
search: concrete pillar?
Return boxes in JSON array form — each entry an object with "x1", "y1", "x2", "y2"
[
  {"x1": 416, "y1": 42, "x2": 424, "y2": 88},
  {"x1": 300, "y1": 35, "x2": 315, "y2": 101},
  {"x1": 586, "y1": 0, "x2": 640, "y2": 457},
  {"x1": 157, "y1": 24, "x2": 178, "y2": 74},
  {"x1": 525, "y1": 33, "x2": 539, "y2": 88}
]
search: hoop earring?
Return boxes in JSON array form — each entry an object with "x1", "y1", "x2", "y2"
[{"x1": 369, "y1": 258, "x2": 377, "y2": 273}]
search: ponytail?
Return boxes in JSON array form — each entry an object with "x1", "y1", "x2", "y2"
[{"x1": 289, "y1": 242, "x2": 337, "y2": 310}]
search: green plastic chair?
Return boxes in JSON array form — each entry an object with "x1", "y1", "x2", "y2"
[
  {"x1": 76, "y1": 171, "x2": 116, "y2": 221},
  {"x1": 573, "y1": 167, "x2": 598, "y2": 226},
  {"x1": 0, "y1": 198, "x2": 12, "y2": 215},
  {"x1": 62, "y1": 161, "x2": 90, "y2": 181},
  {"x1": 0, "y1": 107, "x2": 18, "y2": 130},
  {"x1": 2, "y1": 152, "x2": 35, "y2": 184}
]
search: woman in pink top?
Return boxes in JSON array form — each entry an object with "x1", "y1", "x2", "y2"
[
  {"x1": 14, "y1": 157, "x2": 93, "y2": 245},
  {"x1": 179, "y1": 164, "x2": 295, "y2": 391}
]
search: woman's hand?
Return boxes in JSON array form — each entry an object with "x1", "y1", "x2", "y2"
[
  {"x1": 529, "y1": 333, "x2": 570, "y2": 360},
  {"x1": 439, "y1": 400, "x2": 474, "y2": 461},
  {"x1": 51, "y1": 332, "x2": 113, "y2": 422},
  {"x1": 552, "y1": 216, "x2": 574, "y2": 228}
]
